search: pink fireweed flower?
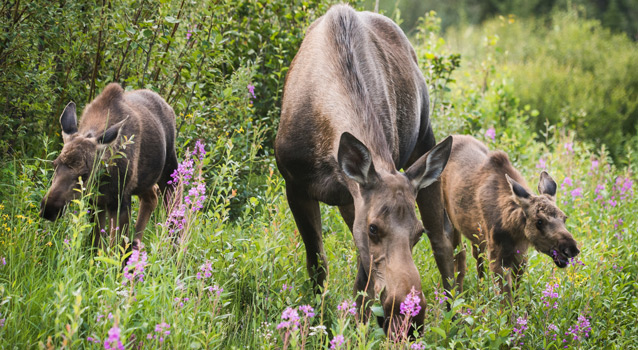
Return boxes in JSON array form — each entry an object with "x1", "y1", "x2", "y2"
[
  {"x1": 434, "y1": 287, "x2": 448, "y2": 305},
  {"x1": 277, "y1": 307, "x2": 300, "y2": 330},
  {"x1": 197, "y1": 261, "x2": 213, "y2": 280},
  {"x1": 299, "y1": 305, "x2": 315, "y2": 318},
  {"x1": 571, "y1": 187, "x2": 583, "y2": 198},
  {"x1": 1, "y1": 257, "x2": 5, "y2": 266},
  {"x1": 103, "y1": 326, "x2": 124, "y2": 350},
  {"x1": 208, "y1": 285, "x2": 223, "y2": 296},
  {"x1": 411, "y1": 342, "x2": 425, "y2": 350},
  {"x1": 485, "y1": 127, "x2": 496, "y2": 141},
  {"x1": 400, "y1": 287, "x2": 422, "y2": 317},
  {"x1": 562, "y1": 177, "x2": 573, "y2": 189},
  {"x1": 537, "y1": 158, "x2": 546, "y2": 169},
  {"x1": 148, "y1": 322, "x2": 171, "y2": 342},
  {"x1": 590, "y1": 159, "x2": 599, "y2": 171},
  {"x1": 564, "y1": 142, "x2": 573, "y2": 154},
  {"x1": 122, "y1": 248, "x2": 148, "y2": 286},
  {"x1": 566, "y1": 315, "x2": 591, "y2": 341},
  {"x1": 512, "y1": 316, "x2": 528, "y2": 338},
  {"x1": 337, "y1": 300, "x2": 357, "y2": 316},
  {"x1": 247, "y1": 84, "x2": 256, "y2": 100},
  {"x1": 330, "y1": 334, "x2": 345, "y2": 349},
  {"x1": 541, "y1": 282, "x2": 559, "y2": 309}
]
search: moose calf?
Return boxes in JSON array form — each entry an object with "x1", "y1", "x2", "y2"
[
  {"x1": 440, "y1": 135, "x2": 579, "y2": 299},
  {"x1": 40, "y1": 83, "x2": 177, "y2": 251}
]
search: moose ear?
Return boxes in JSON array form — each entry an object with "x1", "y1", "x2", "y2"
[
  {"x1": 338, "y1": 132, "x2": 378, "y2": 187},
  {"x1": 506, "y1": 173, "x2": 531, "y2": 208},
  {"x1": 537, "y1": 171, "x2": 557, "y2": 197},
  {"x1": 95, "y1": 117, "x2": 128, "y2": 145},
  {"x1": 405, "y1": 135, "x2": 453, "y2": 191},
  {"x1": 59, "y1": 102, "x2": 78, "y2": 140}
]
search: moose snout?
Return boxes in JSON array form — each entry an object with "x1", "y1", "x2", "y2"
[
  {"x1": 40, "y1": 196, "x2": 64, "y2": 221},
  {"x1": 381, "y1": 284, "x2": 426, "y2": 330},
  {"x1": 559, "y1": 239, "x2": 580, "y2": 259}
]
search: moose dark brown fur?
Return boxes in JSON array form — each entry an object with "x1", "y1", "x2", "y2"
[
  {"x1": 275, "y1": 5, "x2": 453, "y2": 330},
  {"x1": 440, "y1": 135, "x2": 579, "y2": 299},
  {"x1": 40, "y1": 83, "x2": 177, "y2": 251}
]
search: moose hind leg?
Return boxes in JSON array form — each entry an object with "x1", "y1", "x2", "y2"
[
  {"x1": 133, "y1": 185, "x2": 159, "y2": 249},
  {"x1": 286, "y1": 185, "x2": 327, "y2": 290}
]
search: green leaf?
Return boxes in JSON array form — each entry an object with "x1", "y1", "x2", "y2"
[
  {"x1": 431, "y1": 327, "x2": 446, "y2": 338},
  {"x1": 94, "y1": 256, "x2": 119, "y2": 266},
  {"x1": 165, "y1": 16, "x2": 180, "y2": 24},
  {"x1": 371, "y1": 304, "x2": 384, "y2": 317}
]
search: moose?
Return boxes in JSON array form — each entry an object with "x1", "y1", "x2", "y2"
[
  {"x1": 275, "y1": 5, "x2": 453, "y2": 331},
  {"x1": 439, "y1": 135, "x2": 579, "y2": 300},
  {"x1": 40, "y1": 83, "x2": 177, "y2": 252}
]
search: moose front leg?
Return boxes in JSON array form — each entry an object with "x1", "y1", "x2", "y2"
[
  {"x1": 417, "y1": 181, "x2": 456, "y2": 295},
  {"x1": 92, "y1": 208, "x2": 108, "y2": 249},
  {"x1": 286, "y1": 185, "x2": 327, "y2": 291},
  {"x1": 133, "y1": 186, "x2": 159, "y2": 250}
]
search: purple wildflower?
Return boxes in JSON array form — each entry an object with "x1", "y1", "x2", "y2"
[
  {"x1": 590, "y1": 160, "x2": 599, "y2": 171},
  {"x1": 337, "y1": 300, "x2": 357, "y2": 316},
  {"x1": 147, "y1": 322, "x2": 170, "y2": 342},
  {"x1": 103, "y1": 326, "x2": 124, "y2": 350},
  {"x1": 566, "y1": 315, "x2": 591, "y2": 341},
  {"x1": 411, "y1": 342, "x2": 425, "y2": 350},
  {"x1": 122, "y1": 247, "x2": 148, "y2": 286},
  {"x1": 208, "y1": 285, "x2": 223, "y2": 296},
  {"x1": 571, "y1": 187, "x2": 583, "y2": 198},
  {"x1": 512, "y1": 316, "x2": 528, "y2": 338},
  {"x1": 165, "y1": 143, "x2": 207, "y2": 235},
  {"x1": 277, "y1": 307, "x2": 300, "y2": 330},
  {"x1": 541, "y1": 282, "x2": 559, "y2": 309},
  {"x1": 434, "y1": 287, "x2": 448, "y2": 305},
  {"x1": 330, "y1": 334, "x2": 345, "y2": 349},
  {"x1": 399, "y1": 287, "x2": 422, "y2": 317},
  {"x1": 87, "y1": 336, "x2": 99, "y2": 344},
  {"x1": 299, "y1": 305, "x2": 315, "y2": 318},
  {"x1": 197, "y1": 261, "x2": 213, "y2": 280},
  {"x1": 564, "y1": 142, "x2": 573, "y2": 154},
  {"x1": 247, "y1": 84, "x2": 256, "y2": 100},
  {"x1": 1, "y1": 257, "x2": 5, "y2": 266},
  {"x1": 0, "y1": 318, "x2": 4, "y2": 327},
  {"x1": 562, "y1": 177, "x2": 573, "y2": 189},
  {"x1": 485, "y1": 127, "x2": 496, "y2": 141},
  {"x1": 537, "y1": 158, "x2": 546, "y2": 169}
]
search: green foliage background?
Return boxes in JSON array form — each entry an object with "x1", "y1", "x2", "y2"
[{"x1": 1, "y1": 0, "x2": 638, "y2": 349}]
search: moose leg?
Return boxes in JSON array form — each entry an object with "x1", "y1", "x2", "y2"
[
  {"x1": 339, "y1": 204, "x2": 374, "y2": 321},
  {"x1": 133, "y1": 186, "x2": 159, "y2": 250},
  {"x1": 417, "y1": 182, "x2": 455, "y2": 295},
  {"x1": 473, "y1": 240, "x2": 487, "y2": 280},
  {"x1": 92, "y1": 208, "x2": 107, "y2": 249},
  {"x1": 286, "y1": 186, "x2": 327, "y2": 290},
  {"x1": 452, "y1": 229, "x2": 466, "y2": 293}
]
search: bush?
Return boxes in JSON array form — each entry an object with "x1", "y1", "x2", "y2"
[{"x1": 446, "y1": 11, "x2": 638, "y2": 162}]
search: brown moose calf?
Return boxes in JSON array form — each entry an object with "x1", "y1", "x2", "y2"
[
  {"x1": 40, "y1": 83, "x2": 177, "y2": 251},
  {"x1": 440, "y1": 135, "x2": 579, "y2": 299}
]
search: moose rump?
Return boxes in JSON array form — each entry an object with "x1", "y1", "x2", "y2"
[
  {"x1": 40, "y1": 83, "x2": 177, "y2": 250},
  {"x1": 275, "y1": 5, "x2": 452, "y2": 331}
]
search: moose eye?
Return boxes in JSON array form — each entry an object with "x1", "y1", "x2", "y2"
[
  {"x1": 369, "y1": 224, "x2": 378, "y2": 237},
  {"x1": 536, "y1": 219, "x2": 543, "y2": 229}
]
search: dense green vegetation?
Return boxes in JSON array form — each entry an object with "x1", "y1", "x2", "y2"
[{"x1": 1, "y1": 0, "x2": 637, "y2": 349}]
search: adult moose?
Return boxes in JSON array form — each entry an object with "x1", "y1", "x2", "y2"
[
  {"x1": 439, "y1": 135, "x2": 579, "y2": 301},
  {"x1": 275, "y1": 5, "x2": 453, "y2": 330},
  {"x1": 40, "y1": 83, "x2": 177, "y2": 252}
]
